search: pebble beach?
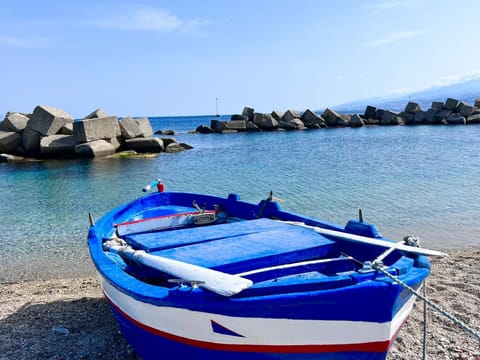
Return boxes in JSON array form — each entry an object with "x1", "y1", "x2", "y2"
[{"x1": 1, "y1": 247, "x2": 478, "y2": 360}]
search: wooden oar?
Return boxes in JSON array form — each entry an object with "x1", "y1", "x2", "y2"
[
  {"x1": 281, "y1": 221, "x2": 448, "y2": 257},
  {"x1": 103, "y1": 239, "x2": 252, "y2": 297}
]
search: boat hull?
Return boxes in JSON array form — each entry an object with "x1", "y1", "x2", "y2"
[{"x1": 99, "y1": 274, "x2": 417, "y2": 360}]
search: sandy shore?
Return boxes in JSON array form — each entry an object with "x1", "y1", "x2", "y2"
[{"x1": 1, "y1": 248, "x2": 479, "y2": 360}]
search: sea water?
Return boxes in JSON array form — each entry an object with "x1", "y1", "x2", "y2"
[{"x1": 1, "y1": 116, "x2": 479, "y2": 282}]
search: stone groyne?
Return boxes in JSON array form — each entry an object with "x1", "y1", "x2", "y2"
[
  {"x1": 196, "y1": 97, "x2": 480, "y2": 133},
  {"x1": 0, "y1": 105, "x2": 191, "y2": 162}
]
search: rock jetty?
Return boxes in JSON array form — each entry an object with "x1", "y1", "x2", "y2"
[
  {"x1": 195, "y1": 96, "x2": 480, "y2": 133},
  {"x1": 0, "y1": 105, "x2": 191, "y2": 162}
]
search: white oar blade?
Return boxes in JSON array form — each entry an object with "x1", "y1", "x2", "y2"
[
  {"x1": 283, "y1": 221, "x2": 447, "y2": 257},
  {"x1": 135, "y1": 252, "x2": 253, "y2": 296}
]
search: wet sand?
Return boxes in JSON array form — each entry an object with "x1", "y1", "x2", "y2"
[{"x1": 1, "y1": 247, "x2": 479, "y2": 360}]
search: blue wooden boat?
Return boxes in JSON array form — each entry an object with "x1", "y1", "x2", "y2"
[{"x1": 88, "y1": 182, "x2": 444, "y2": 359}]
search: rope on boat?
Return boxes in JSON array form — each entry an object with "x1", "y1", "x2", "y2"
[{"x1": 371, "y1": 261, "x2": 480, "y2": 342}]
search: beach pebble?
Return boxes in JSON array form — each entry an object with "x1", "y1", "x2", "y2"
[{"x1": 52, "y1": 326, "x2": 70, "y2": 335}]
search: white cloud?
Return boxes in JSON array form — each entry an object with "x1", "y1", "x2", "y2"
[
  {"x1": 97, "y1": 7, "x2": 209, "y2": 35},
  {"x1": 365, "y1": 0, "x2": 422, "y2": 13},
  {"x1": 432, "y1": 71, "x2": 480, "y2": 87},
  {"x1": 0, "y1": 35, "x2": 50, "y2": 48},
  {"x1": 362, "y1": 30, "x2": 426, "y2": 47}
]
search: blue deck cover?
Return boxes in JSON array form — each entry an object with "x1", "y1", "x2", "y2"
[{"x1": 127, "y1": 218, "x2": 335, "y2": 273}]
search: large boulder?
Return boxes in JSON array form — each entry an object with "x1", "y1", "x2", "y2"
[
  {"x1": 75, "y1": 139, "x2": 115, "y2": 157},
  {"x1": 210, "y1": 119, "x2": 228, "y2": 132},
  {"x1": 364, "y1": 105, "x2": 377, "y2": 119},
  {"x1": 444, "y1": 98, "x2": 459, "y2": 111},
  {"x1": 124, "y1": 137, "x2": 164, "y2": 153},
  {"x1": 135, "y1": 117, "x2": 153, "y2": 137},
  {"x1": 21, "y1": 127, "x2": 42, "y2": 152},
  {"x1": 381, "y1": 110, "x2": 398, "y2": 125},
  {"x1": 241, "y1": 107, "x2": 255, "y2": 122},
  {"x1": 165, "y1": 143, "x2": 185, "y2": 153},
  {"x1": 226, "y1": 120, "x2": 247, "y2": 131},
  {"x1": 40, "y1": 135, "x2": 78, "y2": 155},
  {"x1": 0, "y1": 131, "x2": 21, "y2": 153},
  {"x1": 435, "y1": 109, "x2": 452, "y2": 122},
  {"x1": 350, "y1": 114, "x2": 365, "y2": 127},
  {"x1": 282, "y1": 110, "x2": 301, "y2": 122},
  {"x1": 83, "y1": 108, "x2": 109, "y2": 119},
  {"x1": 467, "y1": 113, "x2": 480, "y2": 124},
  {"x1": 322, "y1": 108, "x2": 342, "y2": 126},
  {"x1": 195, "y1": 125, "x2": 213, "y2": 134},
  {"x1": 301, "y1": 109, "x2": 325, "y2": 127},
  {"x1": 253, "y1": 113, "x2": 278, "y2": 130},
  {"x1": 431, "y1": 101, "x2": 444, "y2": 111},
  {"x1": 1, "y1": 112, "x2": 29, "y2": 133},
  {"x1": 73, "y1": 116, "x2": 121, "y2": 143},
  {"x1": 458, "y1": 102, "x2": 474, "y2": 117},
  {"x1": 119, "y1": 117, "x2": 143, "y2": 139},
  {"x1": 414, "y1": 110, "x2": 425, "y2": 124},
  {"x1": 28, "y1": 105, "x2": 73, "y2": 136},
  {"x1": 404, "y1": 102, "x2": 421, "y2": 114},
  {"x1": 271, "y1": 111, "x2": 284, "y2": 121},
  {"x1": 446, "y1": 113, "x2": 466, "y2": 125},
  {"x1": 424, "y1": 109, "x2": 437, "y2": 124},
  {"x1": 246, "y1": 121, "x2": 260, "y2": 131},
  {"x1": 277, "y1": 121, "x2": 297, "y2": 130}
]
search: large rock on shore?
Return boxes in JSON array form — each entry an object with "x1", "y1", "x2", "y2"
[
  {"x1": 40, "y1": 135, "x2": 78, "y2": 155},
  {"x1": 21, "y1": 127, "x2": 41, "y2": 152},
  {"x1": 83, "y1": 108, "x2": 109, "y2": 119},
  {"x1": 322, "y1": 108, "x2": 343, "y2": 126},
  {"x1": 282, "y1": 110, "x2": 301, "y2": 122},
  {"x1": 119, "y1": 117, "x2": 143, "y2": 139},
  {"x1": 444, "y1": 98, "x2": 459, "y2": 111},
  {"x1": 1, "y1": 112, "x2": 29, "y2": 133},
  {"x1": 75, "y1": 140, "x2": 116, "y2": 157},
  {"x1": 405, "y1": 102, "x2": 421, "y2": 114},
  {"x1": 227, "y1": 120, "x2": 247, "y2": 131},
  {"x1": 28, "y1": 105, "x2": 74, "y2": 136},
  {"x1": 242, "y1": 107, "x2": 255, "y2": 122},
  {"x1": 253, "y1": 113, "x2": 278, "y2": 130},
  {"x1": 136, "y1": 117, "x2": 153, "y2": 137},
  {"x1": 302, "y1": 109, "x2": 326, "y2": 128},
  {"x1": 124, "y1": 137, "x2": 164, "y2": 153},
  {"x1": 73, "y1": 116, "x2": 121, "y2": 143},
  {"x1": 0, "y1": 131, "x2": 21, "y2": 153}
]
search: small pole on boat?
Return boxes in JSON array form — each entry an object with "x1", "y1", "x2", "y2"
[
  {"x1": 358, "y1": 209, "x2": 363, "y2": 222},
  {"x1": 88, "y1": 212, "x2": 95, "y2": 226}
]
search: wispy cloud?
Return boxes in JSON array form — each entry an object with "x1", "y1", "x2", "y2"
[
  {"x1": 362, "y1": 30, "x2": 426, "y2": 47},
  {"x1": 0, "y1": 35, "x2": 50, "y2": 48},
  {"x1": 432, "y1": 71, "x2": 480, "y2": 87},
  {"x1": 96, "y1": 7, "x2": 209, "y2": 35},
  {"x1": 365, "y1": 0, "x2": 422, "y2": 13}
]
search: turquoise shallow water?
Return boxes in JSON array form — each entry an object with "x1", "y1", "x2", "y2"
[{"x1": 1, "y1": 116, "x2": 479, "y2": 282}]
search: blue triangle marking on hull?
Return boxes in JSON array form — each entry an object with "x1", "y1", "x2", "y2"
[{"x1": 211, "y1": 320, "x2": 245, "y2": 337}]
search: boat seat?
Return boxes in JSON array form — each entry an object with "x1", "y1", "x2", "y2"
[
  {"x1": 144, "y1": 218, "x2": 336, "y2": 274},
  {"x1": 125, "y1": 218, "x2": 286, "y2": 251}
]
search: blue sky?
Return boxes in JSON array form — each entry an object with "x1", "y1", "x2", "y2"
[{"x1": 1, "y1": 0, "x2": 480, "y2": 118}]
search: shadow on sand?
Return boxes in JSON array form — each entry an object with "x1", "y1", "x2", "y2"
[{"x1": 0, "y1": 297, "x2": 140, "y2": 360}]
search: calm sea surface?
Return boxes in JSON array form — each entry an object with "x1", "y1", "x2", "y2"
[{"x1": 1, "y1": 115, "x2": 479, "y2": 282}]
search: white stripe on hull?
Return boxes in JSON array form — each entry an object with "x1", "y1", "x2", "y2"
[{"x1": 100, "y1": 274, "x2": 416, "y2": 347}]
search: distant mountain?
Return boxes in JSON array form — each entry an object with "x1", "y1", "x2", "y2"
[{"x1": 331, "y1": 78, "x2": 480, "y2": 114}]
